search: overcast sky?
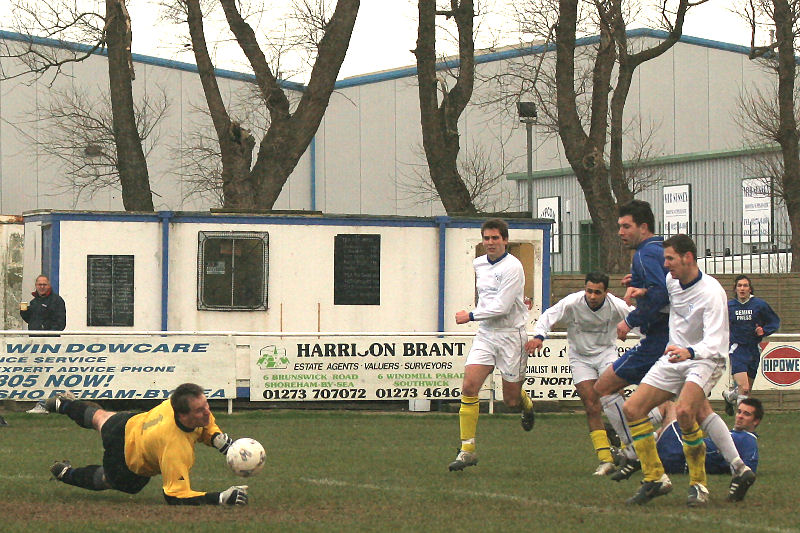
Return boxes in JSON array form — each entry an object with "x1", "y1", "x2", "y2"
[{"x1": 1, "y1": 0, "x2": 756, "y2": 81}]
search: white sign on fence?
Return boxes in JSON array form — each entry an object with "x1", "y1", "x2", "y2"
[
  {"x1": 537, "y1": 196, "x2": 560, "y2": 254},
  {"x1": 742, "y1": 178, "x2": 772, "y2": 244},
  {"x1": 4, "y1": 334, "x2": 797, "y2": 405},
  {"x1": 249, "y1": 336, "x2": 643, "y2": 401},
  {"x1": 663, "y1": 184, "x2": 691, "y2": 235}
]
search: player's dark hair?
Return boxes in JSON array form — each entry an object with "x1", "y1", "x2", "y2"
[
  {"x1": 618, "y1": 199, "x2": 655, "y2": 234},
  {"x1": 481, "y1": 218, "x2": 509, "y2": 240},
  {"x1": 740, "y1": 397, "x2": 764, "y2": 421},
  {"x1": 734, "y1": 274, "x2": 755, "y2": 295},
  {"x1": 171, "y1": 383, "x2": 205, "y2": 414},
  {"x1": 663, "y1": 233, "x2": 697, "y2": 261},
  {"x1": 585, "y1": 271, "x2": 609, "y2": 290}
]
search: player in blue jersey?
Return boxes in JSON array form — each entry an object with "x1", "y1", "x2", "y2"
[
  {"x1": 593, "y1": 200, "x2": 670, "y2": 481},
  {"x1": 723, "y1": 276, "x2": 780, "y2": 415},
  {"x1": 656, "y1": 398, "x2": 761, "y2": 475}
]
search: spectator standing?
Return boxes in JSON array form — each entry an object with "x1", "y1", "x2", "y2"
[{"x1": 20, "y1": 274, "x2": 66, "y2": 413}]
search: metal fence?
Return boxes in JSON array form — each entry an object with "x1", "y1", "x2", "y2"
[{"x1": 550, "y1": 219, "x2": 794, "y2": 274}]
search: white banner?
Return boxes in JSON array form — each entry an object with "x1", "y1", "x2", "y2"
[
  {"x1": 249, "y1": 336, "x2": 641, "y2": 401},
  {"x1": 0, "y1": 336, "x2": 236, "y2": 400},
  {"x1": 251, "y1": 337, "x2": 466, "y2": 401},
  {"x1": 5, "y1": 335, "x2": 795, "y2": 404},
  {"x1": 537, "y1": 196, "x2": 560, "y2": 254},
  {"x1": 663, "y1": 184, "x2": 690, "y2": 236},
  {"x1": 742, "y1": 178, "x2": 772, "y2": 244}
]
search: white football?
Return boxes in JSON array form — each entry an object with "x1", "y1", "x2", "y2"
[{"x1": 226, "y1": 438, "x2": 266, "y2": 477}]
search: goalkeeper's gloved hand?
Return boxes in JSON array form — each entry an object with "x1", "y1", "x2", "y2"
[
  {"x1": 212, "y1": 432, "x2": 233, "y2": 454},
  {"x1": 219, "y1": 485, "x2": 248, "y2": 506}
]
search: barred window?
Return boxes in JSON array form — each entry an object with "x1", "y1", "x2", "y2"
[{"x1": 197, "y1": 231, "x2": 269, "y2": 310}]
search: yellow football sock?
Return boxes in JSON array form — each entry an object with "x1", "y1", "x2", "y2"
[
  {"x1": 520, "y1": 389, "x2": 533, "y2": 412},
  {"x1": 629, "y1": 417, "x2": 664, "y2": 482},
  {"x1": 590, "y1": 429, "x2": 614, "y2": 463},
  {"x1": 459, "y1": 395, "x2": 480, "y2": 452},
  {"x1": 682, "y1": 423, "x2": 707, "y2": 487}
]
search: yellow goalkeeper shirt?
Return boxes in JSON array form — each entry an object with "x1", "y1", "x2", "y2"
[{"x1": 124, "y1": 398, "x2": 222, "y2": 501}]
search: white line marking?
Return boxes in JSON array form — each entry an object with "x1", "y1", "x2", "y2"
[
  {"x1": 301, "y1": 477, "x2": 798, "y2": 533},
  {"x1": 0, "y1": 474, "x2": 40, "y2": 480}
]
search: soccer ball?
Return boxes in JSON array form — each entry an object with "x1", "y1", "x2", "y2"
[{"x1": 226, "y1": 438, "x2": 266, "y2": 477}]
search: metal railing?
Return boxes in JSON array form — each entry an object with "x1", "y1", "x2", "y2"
[{"x1": 550, "y1": 219, "x2": 794, "y2": 274}]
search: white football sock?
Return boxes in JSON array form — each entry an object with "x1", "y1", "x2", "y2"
[
  {"x1": 701, "y1": 412, "x2": 745, "y2": 474},
  {"x1": 601, "y1": 393, "x2": 635, "y2": 459}
]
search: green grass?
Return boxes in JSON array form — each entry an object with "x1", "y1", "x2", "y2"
[{"x1": 1, "y1": 408, "x2": 798, "y2": 532}]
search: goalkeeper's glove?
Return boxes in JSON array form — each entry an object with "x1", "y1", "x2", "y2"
[
  {"x1": 212, "y1": 432, "x2": 233, "y2": 454},
  {"x1": 219, "y1": 485, "x2": 248, "y2": 506}
]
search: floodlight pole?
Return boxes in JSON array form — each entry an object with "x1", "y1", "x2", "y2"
[
  {"x1": 517, "y1": 101, "x2": 537, "y2": 217},
  {"x1": 525, "y1": 120, "x2": 533, "y2": 216}
]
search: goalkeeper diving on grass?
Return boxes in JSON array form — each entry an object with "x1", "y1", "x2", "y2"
[{"x1": 47, "y1": 382, "x2": 248, "y2": 506}]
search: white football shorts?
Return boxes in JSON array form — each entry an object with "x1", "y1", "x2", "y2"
[
  {"x1": 640, "y1": 355, "x2": 724, "y2": 396},
  {"x1": 569, "y1": 347, "x2": 618, "y2": 385},
  {"x1": 466, "y1": 327, "x2": 528, "y2": 383}
]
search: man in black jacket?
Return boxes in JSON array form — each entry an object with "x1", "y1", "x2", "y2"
[
  {"x1": 20, "y1": 275, "x2": 66, "y2": 331},
  {"x1": 20, "y1": 274, "x2": 66, "y2": 414}
]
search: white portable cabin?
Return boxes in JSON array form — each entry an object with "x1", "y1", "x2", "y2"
[{"x1": 21, "y1": 211, "x2": 552, "y2": 334}]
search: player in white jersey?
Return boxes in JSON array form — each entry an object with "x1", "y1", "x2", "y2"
[
  {"x1": 449, "y1": 218, "x2": 534, "y2": 471},
  {"x1": 526, "y1": 271, "x2": 634, "y2": 475},
  {"x1": 622, "y1": 234, "x2": 756, "y2": 507}
]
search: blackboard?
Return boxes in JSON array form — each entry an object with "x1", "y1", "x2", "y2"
[
  {"x1": 334, "y1": 234, "x2": 380, "y2": 305},
  {"x1": 87, "y1": 255, "x2": 134, "y2": 326}
]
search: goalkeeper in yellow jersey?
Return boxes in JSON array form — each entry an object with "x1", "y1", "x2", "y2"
[{"x1": 46, "y1": 383, "x2": 248, "y2": 506}]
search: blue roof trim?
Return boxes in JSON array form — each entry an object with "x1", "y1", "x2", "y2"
[
  {"x1": 3, "y1": 26, "x2": 762, "y2": 92},
  {"x1": 22, "y1": 210, "x2": 553, "y2": 230},
  {"x1": 0, "y1": 29, "x2": 305, "y2": 92},
  {"x1": 333, "y1": 28, "x2": 758, "y2": 89},
  {"x1": 23, "y1": 212, "x2": 161, "y2": 224}
]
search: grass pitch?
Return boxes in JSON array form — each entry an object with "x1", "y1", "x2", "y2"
[{"x1": 0, "y1": 407, "x2": 798, "y2": 532}]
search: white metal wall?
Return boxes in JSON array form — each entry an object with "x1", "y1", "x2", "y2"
[
  {"x1": 0, "y1": 35, "x2": 309, "y2": 214},
  {"x1": 1, "y1": 31, "x2": 774, "y2": 217}
]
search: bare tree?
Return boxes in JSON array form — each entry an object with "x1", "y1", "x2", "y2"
[
  {"x1": 736, "y1": 0, "x2": 800, "y2": 271},
  {"x1": 5, "y1": 84, "x2": 168, "y2": 206},
  {"x1": 180, "y1": 0, "x2": 359, "y2": 210},
  {"x1": 175, "y1": 82, "x2": 281, "y2": 206},
  {"x1": 0, "y1": 0, "x2": 156, "y2": 211},
  {"x1": 413, "y1": 0, "x2": 477, "y2": 215},
  {"x1": 552, "y1": 0, "x2": 700, "y2": 272},
  {"x1": 398, "y1": 131, "x2": 522, "y2": 213},
  {"x1": 474, "y1": 0, "x2": 693, "y2": 271}
]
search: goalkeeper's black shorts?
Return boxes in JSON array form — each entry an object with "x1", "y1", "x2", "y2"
[{"x1": 101, "y1": 412, "x2": 150, "y2": 494}]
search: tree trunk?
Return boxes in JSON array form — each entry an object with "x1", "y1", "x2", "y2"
[
  {"x1": 555, "y1": 0, "x2": 626, "y2": 272},
  {"x1": 556, "y1": 0, "x2": 691, "y2": 273},
  {"x1": 186, "y1": 0, "x2": 257, "y2": 209},
  {"x1": 105, "y1": 0, "x2": 154, "y2": 211},
  {"x1": 773, "y1": 0, "x2": 800, "y2": 271},
  {"x1": 414, "y1": 0, "x2": 477, "y2": 215},
  {"x1": 219, "y1": 0, "x2": 360, "y2": 210}
]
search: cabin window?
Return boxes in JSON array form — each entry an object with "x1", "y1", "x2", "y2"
[{"x1": 197, "y1": 231, "x2": 269, "y2": 310}]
